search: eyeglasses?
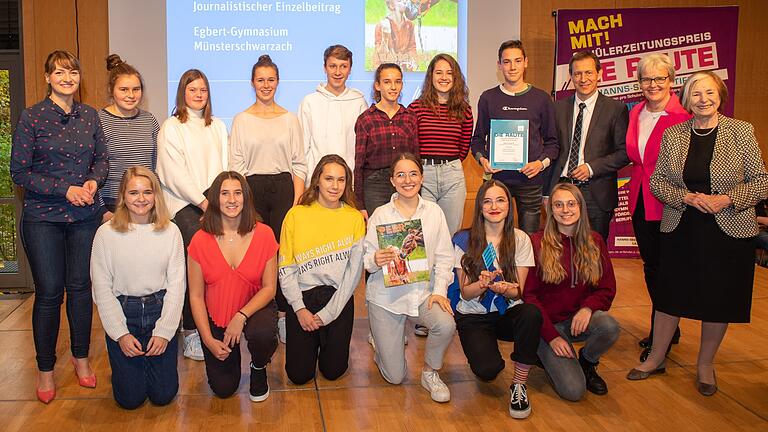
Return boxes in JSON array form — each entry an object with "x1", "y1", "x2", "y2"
[
  {"x1": 552, "y1": 200, "x2": 579, "y2": 210},
  {"x1": 639, "y1": 76, "x2": 669, "y2": 86},
  {"x1": 482, "y1": 198, "x2": 509, "y2": 208},
  {"x1": 393, "y1": 171, "x2": 422, "y2": 182}
]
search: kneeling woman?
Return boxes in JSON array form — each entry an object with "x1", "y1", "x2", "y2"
[
  {"x1": 91, "y1": 167, "x2": 185, "y2": 409},
  {"x1": 364, "y1": 153, "x2": 456, "y2": 403},
  {"x1": 188, "y1": 171, "x2": 279, "y2": 402},
  {"x1": 523, "y1": 183, "x2": 619, "y2": 401},
  {"x1": 448, "y1": 179, "x2": 541, "y2": 419},
  {"x1": 279, "y1": 154, "x2": 366, "y2": 384}
]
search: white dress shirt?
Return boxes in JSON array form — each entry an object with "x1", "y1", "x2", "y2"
[
  {"x1": 637, "y1": 105, "x2": 667, "y2": 163},
  {"x1": 561, "y1": 91, "x2": 599, "y2": 177}
]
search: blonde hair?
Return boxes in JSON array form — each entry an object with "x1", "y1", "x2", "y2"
[
  {"x1": 111, "y1": 166, "x2": 171, "y2": 232},
  {"x1": 539, "y1": 183, "x2": 602, "y2": 286},
  {"x1": 637, "y1": 53, "x2": 675, "y2": 81},
  {"x1": 679, "y1": 71, "x2": 728, "y2": 114}
]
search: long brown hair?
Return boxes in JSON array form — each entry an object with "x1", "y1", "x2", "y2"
[
  {"x1": 417, "y1": 54, "x2": 469, "y2": 122},
  {"x1": 172, "y1": 69, "x2": 213, "y2": 126},
  {"x1": 539, "y1": 183, "x2": 602, "y2": 285},
  {"x1": 298, "y1": 154, "x2": 357, "y2": 208},
  {"x1": 460, "y1": 180, "x2": 518, "y2": 285},
  {"x1": 111, "y1": 166, "x2": 171, "y2": 233},
  {"x1": 201, "y1": 171, "x2": 261, "y2": 236}
]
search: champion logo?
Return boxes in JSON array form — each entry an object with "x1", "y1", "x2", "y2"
[{"x1": 502, "y1": 106, "x2": 528, "y2": 111}]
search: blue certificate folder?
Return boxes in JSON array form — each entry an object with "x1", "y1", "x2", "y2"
[{"x1": 489, "y1": 119, "x2": 529, "y2": 170}]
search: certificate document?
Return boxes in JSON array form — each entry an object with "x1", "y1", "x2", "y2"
[{"x1": 489, "y1": 119, "x2": 529, "y2": 170}]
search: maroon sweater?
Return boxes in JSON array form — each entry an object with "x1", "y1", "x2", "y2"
[{"x1": 523, "y1": 231, "x2": 616, "y2": 342}]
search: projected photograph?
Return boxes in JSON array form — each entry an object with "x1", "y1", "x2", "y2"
[{"x1": 365, "y1": 0, "x2": 459, "y2": 72}]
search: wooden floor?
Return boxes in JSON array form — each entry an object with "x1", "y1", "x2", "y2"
[{"x1": 0, "y1": 259, "x2": 766, "y2": 431}]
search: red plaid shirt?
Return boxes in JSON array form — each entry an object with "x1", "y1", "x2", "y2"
[{"x1": 354, "y1": 104, "x2": 419, "y2": 206}]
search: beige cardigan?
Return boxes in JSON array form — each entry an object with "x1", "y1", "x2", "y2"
[{"x1": 650, "y1": 114, "x2": 768, "y2": 238}]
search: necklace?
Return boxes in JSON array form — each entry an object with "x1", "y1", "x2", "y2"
[
  {"x1": 691, "y1": 125, "x2": 717, "y2": 137},
  {"x1": 218, "y1": 232, "x2": 238, "y2": 243}
]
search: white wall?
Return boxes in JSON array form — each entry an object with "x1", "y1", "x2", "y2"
[
  {"x1": 466, "y1": 0, "x2": 521, "y2": 112},
  {"x1": 109, "y1": 0, "x2": 521, "y2": 123},
  {"x1": 108, "y1": 0, "x2": 168, "y2": 120}
]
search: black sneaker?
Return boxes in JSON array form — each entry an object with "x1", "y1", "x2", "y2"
[
  {"x1": 579, "y1": 349, "x2": 608, "y2": 395},
  {"x1": 249, "y1": 363, "x2": 269, "y2": 402},
  {"x1": 508, "y1": 383, "x2": 531, "y2": 419}
]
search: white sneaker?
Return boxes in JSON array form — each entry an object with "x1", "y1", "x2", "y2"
[
  {"x1": 421, "y1": 370, "x2": 450, "y2": 403},
  {"x1": 414, "y1": 324, "x2": 429, "y2": 337},
  {"x1": 183, "y1": 331, "x2": 204, "y2": 361},
  {"x1": 278, "y1": 316, "x2": 286, "y2": 344}
]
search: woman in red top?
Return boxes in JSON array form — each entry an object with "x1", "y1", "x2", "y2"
[
  {"x1": 625, "y1": 54, "x2": 690, "y2": 361},
  {"x1": 188, "y1": 171, "x2": 278, "y2": 402},
  {"x1": 523, "y1": 183, "x2": 619, "y2": 401}
]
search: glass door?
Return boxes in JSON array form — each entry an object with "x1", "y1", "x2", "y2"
[{"x1": 0, "y1": 56, "x2": 30, "y2": 290}]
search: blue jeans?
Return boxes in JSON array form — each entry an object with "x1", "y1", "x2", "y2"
[
  {"x1": 502, "y1": 183, "x2": 543, "y2": 234},
  {"x1": 421, "y1": 160, "x2": 467, "y2": 235},
  {"x1": 105, "y1": 290, "x2": 179, "y2": 409},
  {"x1": 536, "y1": 310, "x2": 620, "y2": 401},
  {"x1": 21, "y1": 214, "x2": 100, "y2": 371}
]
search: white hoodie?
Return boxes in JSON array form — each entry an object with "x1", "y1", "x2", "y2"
[{"x1": 298, "y1": 84, "x2": 368, "y2": 184}]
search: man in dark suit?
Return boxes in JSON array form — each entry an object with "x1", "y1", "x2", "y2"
[{"x1": 548, "y1": 51, "x2": 629, "y2": 242}]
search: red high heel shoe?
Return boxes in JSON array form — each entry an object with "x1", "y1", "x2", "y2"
[
  {"x1": 36, "y1": 386, "x2": 56, "y2": 404},
  {"x1": 71, "y1": 358, "x2": 97, "y2": 388},
  {"x1": 36, "y1": 372, "x2": 56, "y2": 404}
]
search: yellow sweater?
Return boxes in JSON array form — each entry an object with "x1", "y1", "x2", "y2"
[{"x1": 278, "y1": 201, "x2": 365, "y2": 324}]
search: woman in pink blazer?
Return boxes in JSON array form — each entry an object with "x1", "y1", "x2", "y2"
[{"x1": 625, "y1": 54, "x2": 690, "y2": 362}]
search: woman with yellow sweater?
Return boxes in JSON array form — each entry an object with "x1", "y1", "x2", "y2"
[{"x1": 279, "y1": 154, "x2": 366, "y2": 384}]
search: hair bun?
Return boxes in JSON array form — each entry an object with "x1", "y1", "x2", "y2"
[
  {"x1": 106, "y1": 54, "x2": 124, "y2": 71},
  {"x1": 258, "y1": 54, "x2": 272, "y2": 63}
]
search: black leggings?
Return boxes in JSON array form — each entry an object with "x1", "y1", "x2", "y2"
[
  {"x1": 173, "y1": 204, "x2": 204, "y2": 331},
  {"x1": 247, "y1": 172, "x2": 294, "y2": 312},
  {"x1": 284, "y1": 286, "x2": 355, "y2": 385},
  {"x1": 455, "y1": 303, "x2": 542, "y2": 381},
  {"x1": 201, "y1": 301, "x2": 278, "y2": 398}
]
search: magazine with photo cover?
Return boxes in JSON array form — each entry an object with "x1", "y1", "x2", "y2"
[{"x1": 375, "y1": 219, "x2": 430, "y2": 287}]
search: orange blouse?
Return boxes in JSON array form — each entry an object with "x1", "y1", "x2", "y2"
[{"x1": 188, "y1": 223, "x2": 278, "y2": 328}]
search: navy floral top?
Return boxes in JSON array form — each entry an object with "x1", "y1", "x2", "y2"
[{"x1": 10, "y1": 98, "x2": 108, "y2": 222}]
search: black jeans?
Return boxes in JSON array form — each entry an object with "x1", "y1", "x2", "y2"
[
  {"x1": 247, "y1": 173, "x2": 294, "y2": 312},
  {"x1": 502, "y1": 183, "x2": 543, "y2": 234},
  {"x1": 21, "y1": 214, "x2": 100, "y2": 371},
  {"x1": 284, "y1": 286, "x2": 355, "y2": 385},
  {"x1": 106, "y1": 290, "x2": 178, "y2": 409},
  {"x1": 363, "y1": 168, "x2": 395, "y2": 215},
  {"x1": 173, "y1": 204, "x2": 204, "y2": 331},
  {"x1": 455, "y1": 303, "x2": 542, "y2": 381},
  {"x1": 201, "y1": 301, "x2": 278, "y2": 398}
]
